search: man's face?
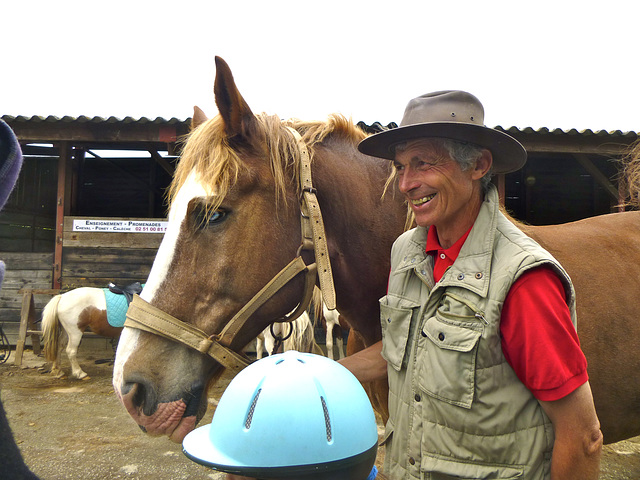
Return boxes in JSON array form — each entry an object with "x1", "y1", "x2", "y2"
[{"x1": 393, "y1": 139, "x2": 480, "y2": 232}]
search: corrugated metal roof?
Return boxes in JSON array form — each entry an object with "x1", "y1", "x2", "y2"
[
  {"x1": 2, "y1": 114, "x2": 190, "y2": 126},
  {"x1": 356, "y1": 120, "x2": 638, "y2": 139},
  {"x1": 3, "y1": 115, "x2": 636, "y2": 136},
  {"x1": 498, "y1": 125, "x2": 638, "y2": 140}
]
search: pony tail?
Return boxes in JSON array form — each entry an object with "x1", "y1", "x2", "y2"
[
  {"x1": 42, "y1": 294, "x2": 62, "y2": 363},
  {"x1": 312, "y1": 286, "x2": 324, "y2": 325}
]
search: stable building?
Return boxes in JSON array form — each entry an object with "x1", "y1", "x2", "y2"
[{"x1": 0, "y1": 114, "x2": 637, "y2": 344}]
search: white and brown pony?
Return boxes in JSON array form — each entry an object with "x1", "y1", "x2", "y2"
[
  {"x1": 42, "y1": 287, "x2": 123, "y2": 379},
  {"x1": 312, "y1": 287, "x2": 346, "y2": 360},
  {"x1": 255, "y1": 311, "x2": 320, "y2": 359},
  {"x1": 113, "y1": 56, "x2": 640, "y2": 446}
]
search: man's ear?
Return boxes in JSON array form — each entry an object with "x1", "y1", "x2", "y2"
[{"x1": 472, "y1": 149, "x2": 493, "y2": 180}]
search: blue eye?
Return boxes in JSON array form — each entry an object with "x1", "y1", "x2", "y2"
[
  {"x1": 209, "y1": 210, "x2": 226, "y2": 223},
  {"x1": 195, "y1": 208, "x2": 227, "y2": 229}
]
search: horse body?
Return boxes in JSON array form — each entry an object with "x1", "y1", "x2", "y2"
[
  {"x1": 112, "y1": 56, "x2": 640, "y2": 446},
  {"x1": 42, "y1": 287, "x2": 121, "y2": 379}
]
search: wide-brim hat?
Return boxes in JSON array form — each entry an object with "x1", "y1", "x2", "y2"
[{"x1": 358, "y1": 90, "x2": 526, "y2": 174}]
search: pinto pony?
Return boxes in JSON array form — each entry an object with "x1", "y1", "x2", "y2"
[
  {"x1": 255, "y1": 311, "x2": 321, "y2": 358},
  {"x1": 312, "y1": 287, "x2": 346, "y2": 360},
  {"x1": 114, "y1": 57, "x2": 640, "y2": 446},
  {"x1": 43, "y1": 287, "x2": 123, "y2": 379}
]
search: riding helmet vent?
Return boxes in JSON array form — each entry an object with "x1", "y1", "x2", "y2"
[
  {"x1": 320, "y1": 396, "x2": 332, "y2": 442},
  {"x1": 245, "y1": 388, "x2": 262, "y2": 429}
]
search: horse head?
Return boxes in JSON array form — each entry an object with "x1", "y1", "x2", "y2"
[{"x1": 113, "y1": 57, "x2": 330, "y2": 442}]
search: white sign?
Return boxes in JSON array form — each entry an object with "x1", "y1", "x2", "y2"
[{"x1": 73, "y1": 219, "x2": 168, "y2": 233}]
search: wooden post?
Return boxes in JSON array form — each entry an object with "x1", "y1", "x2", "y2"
[
  {"x1": 54, "y1": 142, "x2": 72, "y2": 289},
  {"x1": 14, "y1": 289, "x2": 60, "y2": 366},
  {"x1": 15, "y1": 291, "x2": 34, "y2": 366}
]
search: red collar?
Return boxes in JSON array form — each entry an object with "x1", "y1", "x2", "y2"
[{"x1": 425, "y1": 225, "x2": 472, "y2": 282}]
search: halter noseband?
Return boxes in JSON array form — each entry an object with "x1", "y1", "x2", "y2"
[{"x1": 124, "y1": 127, "x2": 336, "y2": 372}]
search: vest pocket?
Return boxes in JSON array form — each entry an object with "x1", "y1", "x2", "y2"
[
  {"x1": 421, "y1": 453, "x2": 524, "y2": 479},
  {"x1": 417, "y1": 316, "x2": 481, "y2": 408},
  {"x1": 379, "y1": 297, "x2": 417, "y2": 371}
]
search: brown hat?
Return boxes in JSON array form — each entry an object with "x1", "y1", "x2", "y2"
[{"x1": 358, "y1": 90, "x2": 526, "y2": 174}]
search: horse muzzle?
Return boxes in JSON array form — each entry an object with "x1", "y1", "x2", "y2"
[{"x1": 118, "y1": 377, "x2": 205, "y2": 442}]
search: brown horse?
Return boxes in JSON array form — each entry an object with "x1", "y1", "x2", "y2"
[
  {"x1": 112, "y1": 57, "x2": 406, "y2": 443},
  {"x1": 113, "y1": 56, "x2": 640, "y2": 446}
]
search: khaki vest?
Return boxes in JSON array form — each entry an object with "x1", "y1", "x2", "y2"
[{"x1": 380, "y1": 186, "x2": 576, "y2": 480}]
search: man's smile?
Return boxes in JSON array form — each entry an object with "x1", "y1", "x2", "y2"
[{"x1": 411, "y1": 193, "x2": 436, "y2": 206}]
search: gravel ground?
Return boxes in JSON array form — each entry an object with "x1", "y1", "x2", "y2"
[{"x1": 1, "y1": 343, "x2": 638, "y2": 479}]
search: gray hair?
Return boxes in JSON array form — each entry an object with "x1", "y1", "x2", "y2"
[
  {"x1": 441, "y1": 139, "x2": 493, "y2": 193},
  {"x1": 394, "y1": 138, "x2": 494, "y2": 193}
]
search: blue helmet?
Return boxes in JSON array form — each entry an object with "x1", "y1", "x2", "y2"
[{"x1": 183, "y1": 351, "x2": 378, "y2": 480}]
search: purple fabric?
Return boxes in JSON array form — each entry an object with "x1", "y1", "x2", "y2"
[
  {"x1": 0, "y1": 119, "x2": 22, "y2": 293},
  {"x1": 0, "y1": 119, "x2": 23, "y2": 211},
  {"x1": 0, "y1": 121, "x2": 38, "y2": 478}
]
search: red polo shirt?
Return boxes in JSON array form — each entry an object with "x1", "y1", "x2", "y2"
[{"x1": 426, "y1": 226, "x2": 588, "y2": 401}]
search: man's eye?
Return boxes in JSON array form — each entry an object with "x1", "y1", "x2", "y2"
[{"x1": 416, "y1": 160, "x2": 437, "y2": 170}]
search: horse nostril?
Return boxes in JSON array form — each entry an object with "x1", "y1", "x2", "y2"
[{"x1": 122, "y1": 380, "x2": 158, "y2": 417}]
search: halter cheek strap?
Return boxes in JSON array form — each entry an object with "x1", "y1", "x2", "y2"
[
  {"x1": 125, "y1": 294, "x2": 252, "y2": 371},
  {"x1": 123, "y1": 126, "x2": 335, "y2": 372}
]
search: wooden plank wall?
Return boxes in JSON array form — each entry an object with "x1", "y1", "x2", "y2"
[
  {"x1": 61, "y1": 217, "x2": 164, "y2": 289},
  {"x1": 0, "y1": 252, "x2": 54, "y2": 341}
]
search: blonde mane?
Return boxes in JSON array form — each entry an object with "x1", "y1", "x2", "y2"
[
  {"x1": 169, "y1": 113, "x2": 367, "y2": 213},
  {"x1": 620, "y1": 139, "x2": 640, "y2": 209}
]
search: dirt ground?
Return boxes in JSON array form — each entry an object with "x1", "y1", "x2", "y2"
[{"x1": 1, "y1": 343, "x2": 640, "y2": 480}]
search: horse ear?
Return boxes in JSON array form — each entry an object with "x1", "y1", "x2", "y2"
[
  {"x1": 214, "y1": 56, "x2": 257, "y2": 140},
  {"x1": 191, "y1": 106, "x2": 208, "y2": 130}
]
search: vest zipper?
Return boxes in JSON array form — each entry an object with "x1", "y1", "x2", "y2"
[{"x1": 440, "y1": 291, "x2": 488, "y2": 324}]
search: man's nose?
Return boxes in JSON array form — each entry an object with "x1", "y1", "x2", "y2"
[{"x1": 398, "y1": 167, "x2": 419, "y2": 194}]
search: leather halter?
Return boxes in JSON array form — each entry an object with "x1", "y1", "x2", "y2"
[{"x1": 124, "y1": 127, "x2": 336, "y2": 372}]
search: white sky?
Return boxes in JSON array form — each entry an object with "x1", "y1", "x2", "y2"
[{"x1": 2, "y1": 0, "x2": 638, "y2": 133}]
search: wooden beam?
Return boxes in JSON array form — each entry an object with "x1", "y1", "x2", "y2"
[
  {"x1": 7, "y1": 120, "x2": 189, "y2": 144},
  {"x1": 149, "y1": 149, "x2": 175, "y2": 176},
  {"x1": 572, "y1": 153, "x2": 620, "y2": 202}
]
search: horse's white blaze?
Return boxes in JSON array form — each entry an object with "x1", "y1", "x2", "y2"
[
  {"x1": 113, "y1": 327, "x2": 139, "y2": 392},
  {"x1": 113, "y1": 172, "x2": 209, "y2": 389},
  {"x1": 141, "y1": 172, "x2": 208, "y2": 303}
]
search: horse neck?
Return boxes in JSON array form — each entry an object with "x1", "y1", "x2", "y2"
[{"x1": 312, "y1": 142, "x2": 406, "y2": 344}]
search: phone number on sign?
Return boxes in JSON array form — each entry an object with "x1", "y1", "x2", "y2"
[{"x1": 134, "y1": 226, "x2": 167, "y2": 232}]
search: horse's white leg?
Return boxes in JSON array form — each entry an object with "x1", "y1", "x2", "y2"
[
  {"x1": 264, "y1": 326, "x2": 276, "y2": 356},
  {"x1": 256, "y1": 333, "x2": 265, "y2": 360},
  {"x1": 336, "y1": 335, "x2": 345, "y2": 359},
  {"x1": 65, "y1": 330, "x2": 88, "y2": 380},
  {"x1": 325, "y1": 321, "x2": 335, "y2": 360}
]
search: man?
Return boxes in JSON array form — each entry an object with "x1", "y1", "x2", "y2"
[{"x1": 341, "y1": 91, "x2": 602, "y2": 479}]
